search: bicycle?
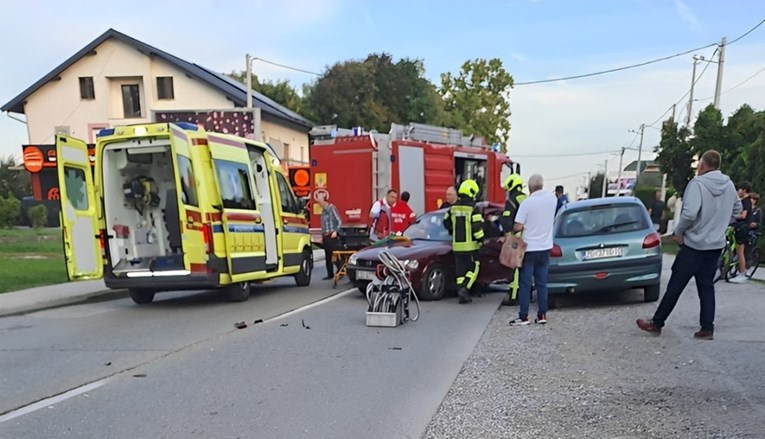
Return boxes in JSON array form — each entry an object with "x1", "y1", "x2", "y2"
[{"x1": 714, "y1": 226, "x2": 760, "y2": 283}]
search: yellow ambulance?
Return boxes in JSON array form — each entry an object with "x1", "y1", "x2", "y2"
[{"x1": 56, "y1": 122, "x2": 313, "y2": 304}]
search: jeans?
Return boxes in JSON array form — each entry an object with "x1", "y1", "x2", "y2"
[
  {"x1": 323, "y1": 235, "x2": 339, "y2": 277},
  {"x1": 652, "y1": 245, "x2": 721, "y2": 332},
  {"x1": 518, "y1": 250, "x2": 550, "y2": 319}
]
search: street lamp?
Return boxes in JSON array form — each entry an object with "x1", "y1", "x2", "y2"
[{"x1": 244, "y1": 54, "x2": 262, "y2": 141}]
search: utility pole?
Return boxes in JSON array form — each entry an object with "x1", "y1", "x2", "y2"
[
  {"x1": 616, "y1": 147, "x2": 625, "y2": 197},
  {"x1": 671, "y1": 103, "x2": 676, "y2": 121},
  {"x1": 245, "y1": 53, "x2": 253, "y2": 109},
  {"x1": 687, "y1": 55, "x2": 702, "y2": 126},
  {"x1": 602, "y1": 159, "x2": 608, "y2": 198},
  {"x1": 713, "y1": 37, "x2": 726, "y2": 110},
  {"x1": 635, "y1": 124, "x2": 645, "y2": 188}
]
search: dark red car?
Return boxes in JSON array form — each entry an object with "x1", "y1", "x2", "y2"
[{"x1": 346, "y1": 202, "x2": 512, "y2": 300}]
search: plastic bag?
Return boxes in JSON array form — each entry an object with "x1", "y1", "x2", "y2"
[{"x1": 499, "y1": 235, "x2": 527, "y2": 269}]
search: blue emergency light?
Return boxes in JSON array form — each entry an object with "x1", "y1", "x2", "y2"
[
  {"x1": 174, "y1": 122, "x2": 199, "y2": 131},
  {"x1": 97, "y1": 128, "x2": 115, "y2": 137}
]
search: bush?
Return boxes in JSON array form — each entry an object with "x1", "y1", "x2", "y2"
[
  {"x1": 633, "y1": 185, "x2": 659, "y2": 209},
  {"x1": 0, "y1": 195, "x2": 21, "y2": 228},
  {"x1": 28, "y1": 204, "x2": 48, "y2": 229}
]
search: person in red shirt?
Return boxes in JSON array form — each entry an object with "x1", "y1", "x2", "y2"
[{"x1": 391, "y1": 191, "x2": 417, "y2": 234}]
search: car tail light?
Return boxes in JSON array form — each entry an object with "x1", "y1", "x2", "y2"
[
  {"x1": 643, "y1": 232, "x2": 660, "y2": 249},
  {"x1": 203, "y1": 224, "x2": 214, "y2": 253},
  {"x1": 550, "y1": 244, "x2": 563, "y2": 257}
]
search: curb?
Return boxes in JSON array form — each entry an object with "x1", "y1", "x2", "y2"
[{"x1": 0, "y1": 250, "x2": 327, "y2": 318}]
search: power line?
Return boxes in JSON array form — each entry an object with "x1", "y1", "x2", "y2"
[
  {"x1": 728, "y1": 18, "x2": 765, "y2": 45},
  {"x1": 247, "y1": 19, "x2": 765, "y2": 87},
  {"x1": 511, "y1": 149, "x2": 618, "y2": 158},
  {"x1": 514, "y1": 42, "x2": 718, "y2": 86},
  {"x1": 547, "y1": 172, "x2": 591, "y2": 182},
  {"x1": 696, "y1": 64, "x2": 765, "y2": 101},
  {"x1": 646, "y1": 47, "x2": 719, "y2": 127},
  {"x1": 515, "y1": 18, "x2": 764, "y2": 86},
  {"x1": 252, "y1": 57, "x2": 321, "y2": 76}
]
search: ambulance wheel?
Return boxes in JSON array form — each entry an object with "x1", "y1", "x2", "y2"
[
  {"x1": 128, "y1": 288, "x2": 155, "y2": 304},
  {"x1": 295, "y1": 248, "x2": 312, "y2": 287},
  {"x1": 226, "y1": 282, "x2": 251, "y2": 302},
  {"x1": 419, "y1": 263, "x2": 447, "y2": 301}
]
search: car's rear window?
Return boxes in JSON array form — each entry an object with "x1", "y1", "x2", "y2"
[
  {"x1": 404, "y1": 211, "x2": 452, "y2": 241},
  {"x1": 556, "y1": 204, "x2": 649, "y2": 237}
]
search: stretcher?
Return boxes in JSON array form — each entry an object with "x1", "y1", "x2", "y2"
[{"x1": 331, "y1": 250, "x2": 357, "y2": 288}]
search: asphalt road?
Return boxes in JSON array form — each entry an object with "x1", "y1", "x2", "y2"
[{"x1": 0, "y1": 270, "x2": 503, "y2": 439}]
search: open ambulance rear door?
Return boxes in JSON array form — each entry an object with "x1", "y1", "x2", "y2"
[
  {"x1": 207, "y1": 134, "x2": 268, "y2": 282},
  {"x1": 55, "y1": 134, "x2": 104, "y2": 280}
]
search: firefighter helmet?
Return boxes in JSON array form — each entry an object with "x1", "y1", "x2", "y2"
[
  {"x1": 458, "y1": 179, "x2": 480, "y2": 199},
  {"x1": 503, "y1": 173, "x2": 523, "y2": 192}
]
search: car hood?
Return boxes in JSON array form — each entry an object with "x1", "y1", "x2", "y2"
[{"x1": 353, "y1": 239, "x2": 451, "y2": 261}]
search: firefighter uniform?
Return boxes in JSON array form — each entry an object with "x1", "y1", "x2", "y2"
[
  {"x1": 444, "y1": 180, "x2": 485, "y2": 304},
  {"x1": 500, "y1": 173, "x2": 527, "y2": 306}
]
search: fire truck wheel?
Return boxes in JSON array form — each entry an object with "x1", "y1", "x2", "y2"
[
  {"x1": 420, "y1": 263, "x2": 447, "y2": 301},
  {"x1": 128, "y1": 288, "x2": 155, "y2": 304},
  {"x1": 295, "y1": 248, "x2": 313, "y2": 287},
  {"x1": 226, "y1": 282, "x2": 251, "y2": 302}
]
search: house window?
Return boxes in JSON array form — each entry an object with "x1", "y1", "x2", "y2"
[
  {"x1": 79, "y1": 77, "x2": 95, "y2": 100},
  {"x1": 121, "y1": 84, "x2": 142, "y2": 118},
  {"x1": 157, "y1": 77, "x2": 174, "y2": 100}
]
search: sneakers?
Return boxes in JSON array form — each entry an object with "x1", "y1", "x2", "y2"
[
  {"x1": 535, "y1": 314, "x2": 547, "y2": 325},
  {"x1": 729, "y1": 274, "x2": 748, "y2": 284},
  {"x1": 509, "y1": 317, "x2": 530, "y2": 326},
  {"x1": 636, "y1": 318, "x2": 662, "y2": 334},
  {"x1": 693, "y1": 329, "x2": 714, "y2": 340}
]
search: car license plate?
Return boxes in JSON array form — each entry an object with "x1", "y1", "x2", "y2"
[
  {"x1": 584, "y1": 247, "x2": 623, "y2": 260},
  {"x1": 356, "y1": 270, "x2": 375, "y2": 280}
]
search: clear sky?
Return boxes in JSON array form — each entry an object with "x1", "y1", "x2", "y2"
[{"x1": 1, "y1": 0, "x2": 764, "y2": 195}]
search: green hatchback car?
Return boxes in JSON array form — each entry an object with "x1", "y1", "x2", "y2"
[{"x1": 548, "y1": 197, "x2": 662, "y2": 302}]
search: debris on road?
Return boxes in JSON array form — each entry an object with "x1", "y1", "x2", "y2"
[{"x1": 234, "y1": 321, "x2": 248, "y2": 329}]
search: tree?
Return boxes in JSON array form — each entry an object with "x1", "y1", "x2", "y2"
[
  {"x1": 304, "y1": 53, "x2": 450, "y2": 131},
  {"x1": 228, "y1": 71, "x2": 305, "y2": 115},
  {"x1": 654, "y1": 118, "x2": 694, "y2": 196},
  {"x1": 589, "y1": 172, "x2": 605, "y2": 199},
  {"x1": 0, "y1": 156, "x2": 31, "y2": 200},
  {"x1": 440, "y1": 58, "x2": 514, "y2": 148}
]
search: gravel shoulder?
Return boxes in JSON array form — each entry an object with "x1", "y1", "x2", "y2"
[{"x1": 423, "y1": 270, "x2": 765, "y2": 439}]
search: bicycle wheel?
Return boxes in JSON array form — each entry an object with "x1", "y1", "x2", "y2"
[
  {"x1": 714, "y1": 247, "x2": 731, "y2": 284},
  {"x1": 746, "y1": 252, "x2": 760, "y2": 279}
]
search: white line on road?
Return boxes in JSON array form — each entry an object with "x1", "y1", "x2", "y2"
[
  {"x1": 269, "y1": 287, "x2": 358, "y2": 323},
  {"x1": 0, "y1": 379, "x2": 108, "y2": 424}
]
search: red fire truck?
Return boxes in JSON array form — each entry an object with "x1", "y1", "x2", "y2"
[{"x1": 303, "y1": 122, "x2": 520, "y2": 244}]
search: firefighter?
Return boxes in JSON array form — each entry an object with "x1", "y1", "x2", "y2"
[
  {"x1": 500, "y1": 173, "x2": 527, "y2": 306},
  {"x1": 444, "y1": 179, "x2": 485, "y2": 304}
]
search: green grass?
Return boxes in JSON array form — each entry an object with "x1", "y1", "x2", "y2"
[
  {"x1": 0, "y1": 228, "x2": 67, "y2": 293},
  {"x1": 661, "y1": 236, "x2": 679, "y2": 255}
]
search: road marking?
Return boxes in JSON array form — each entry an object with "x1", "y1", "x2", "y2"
[
  {"x1": 0, "y1": 379, "x2": 107, "y2": 424},
  {"x1": 270, "y1": 287, "x2": 358, "y2": 323}
]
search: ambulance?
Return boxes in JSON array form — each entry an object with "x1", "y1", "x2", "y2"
[{"x1": 56, "y1": 122, "x2": 313, "y2": 305}]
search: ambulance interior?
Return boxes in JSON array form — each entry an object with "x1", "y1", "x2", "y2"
[{"x1": 101, "y1": 141, "x2": 184, "y2": 275}]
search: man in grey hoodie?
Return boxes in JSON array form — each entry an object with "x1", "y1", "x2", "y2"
[{"x1": 637, "y1": 150, "x2": 742, "y2": 340}]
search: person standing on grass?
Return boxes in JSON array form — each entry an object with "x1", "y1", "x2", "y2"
[{"x1": 637, "y1": 150, "x2": 741, "y2": 340}]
